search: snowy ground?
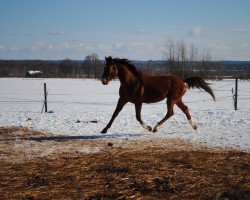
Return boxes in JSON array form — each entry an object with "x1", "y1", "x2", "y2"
[{"x1": 0, "y1": 78, "x2": 249, "y2": 151}]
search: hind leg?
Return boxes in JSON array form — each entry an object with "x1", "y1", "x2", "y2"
[
  {"x1": 176, "y1": 100, "x2": 197, "y2": 130},
  {"x1": 153, "y1": 98, "x2": 175, "y2": 132}
]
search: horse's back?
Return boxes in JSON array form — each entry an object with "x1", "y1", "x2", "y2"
[
  {"x1": 140, "y1": 73, "x2": 186, "y2": 103},
  {"x1": 141, "y1": 73, "x2": 184, "y2": 90}
]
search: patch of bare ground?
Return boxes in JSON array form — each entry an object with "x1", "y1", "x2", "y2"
[{"x1": 1, "y1": 127, "x2": 250, "y2": 199}]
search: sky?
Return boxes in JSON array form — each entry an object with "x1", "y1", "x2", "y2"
[{"x1": 0, "y1": 0, "x2": 250, "y2": 60}]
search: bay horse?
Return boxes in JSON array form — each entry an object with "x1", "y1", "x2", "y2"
[{"x1": 101, "y1": 56, "x2": 215, "y2": 133}]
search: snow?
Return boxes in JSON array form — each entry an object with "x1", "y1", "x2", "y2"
[{"x1": 0, "y1": 78, "x2": 249, "y2": 151}]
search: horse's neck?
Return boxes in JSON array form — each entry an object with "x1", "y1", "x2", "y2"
[{"x1": 117, "y1": 66, "x2": 139, "y2": 86}]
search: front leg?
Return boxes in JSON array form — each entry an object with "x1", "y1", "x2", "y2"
[
  {"x1": 101, "y1": 98, "x2": 127, "y2": 134},
  {"x1": 135, "y1": 102, "x2": 152, "y2": 132}
]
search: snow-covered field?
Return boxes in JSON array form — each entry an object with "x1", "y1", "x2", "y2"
[{"x1": 0, "y1": 78, "x2": 249, "y2": 151}]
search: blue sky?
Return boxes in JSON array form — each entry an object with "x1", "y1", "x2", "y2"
[{"x1": 0, "y1": 0, "x2": 250, "y2": 60}]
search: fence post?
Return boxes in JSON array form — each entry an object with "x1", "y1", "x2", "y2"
[
  {"x1": 234, "y1": 78, "x2": 238, "y2": 110},
  {"x1": 44, "y1": 83, "x2": 48, "y2": 113}
]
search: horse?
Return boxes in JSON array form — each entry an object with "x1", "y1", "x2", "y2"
[{"x1": 101, "y1": 56, "x2": 215, "y2": 133}]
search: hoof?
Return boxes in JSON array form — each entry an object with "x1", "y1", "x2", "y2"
[
  {"x1": 142, "y1": 123, "x2": 152, "y2": 132},
  {"x1": 101, "y1": 129, "x2": 107, "y2": 134},
  {"x1": 189, "y1": 120, "x2": 197, "y2": 131},
  {"x1": 152, "y1": 124, "x2": 161, "y2": 133},
  {"x1": 147, "y1": 126, "x2": 152, "y2": 132},
  {"x1": 152, "y1": 127, "x2": 158, "y2": 133}
]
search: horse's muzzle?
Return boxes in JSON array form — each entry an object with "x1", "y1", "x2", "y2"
[{"x1": 101, "y1": 78, "x2": 108, "y2": 85}]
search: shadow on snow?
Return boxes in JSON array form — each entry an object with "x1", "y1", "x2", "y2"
[{"x1": 1, "y1": 133, "x2": 146, "y2": 141}]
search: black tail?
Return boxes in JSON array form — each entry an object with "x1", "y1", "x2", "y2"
[{"x1": 184, "y1": 77, "x2": 215, "y2": 101}]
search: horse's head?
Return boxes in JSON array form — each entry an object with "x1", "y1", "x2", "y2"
[{"x1": 101, "y1": 56, "x2": 118, "y2": 85}]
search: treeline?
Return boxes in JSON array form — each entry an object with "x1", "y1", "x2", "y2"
[
  {"x1": 0, "y1": 54, "x2": 104, "y2": 79},
  {"x1": 137, "y1": 60, "x2": 250, "y2": 80},
  {"x1": 0, "y1": 54, "x2": 250, "y2": 79},
  {"x1": 161, "y1": 37, "x2": 250, "y2": 79}
]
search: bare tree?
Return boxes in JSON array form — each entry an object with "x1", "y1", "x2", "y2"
[
  {"x1": 164, "y1": 36, "x2": 175, "y2": 74},
  {"x1": 164, "y1": 37, "x2": 216, "y2": 79},
  {"x1": 189, "y1": 42, "x2": 199, "y2": 76},
  {"x1": 165, "y1": 37, "x2": 189, "y2": 78},
  {"x1": 199, "y1": 49, "x2": 212, "y2": 78},
  {"x1": 189, "y1": 42, "x2": 198, "y2": 62},
  {"x1": 59, "y1": 57, "x2": 73, "y2": 78},
  {"x1": 176, "y1": 39, "x2": 188, "y2": 78},
  {"x1": 83, "y1": 54, "x2": 103, "y2": 78},
  {"x1": 146, "y1": 60, "x2": 156, "y2": 75}
]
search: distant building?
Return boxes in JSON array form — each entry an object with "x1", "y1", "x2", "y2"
[{"x1": 25, "y1": 70, "x2": 43, "y2": 78}]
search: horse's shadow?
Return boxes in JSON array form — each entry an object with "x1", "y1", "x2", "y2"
[{"x1": 2, "y1": 133, "x2": 145, "y2": 142}]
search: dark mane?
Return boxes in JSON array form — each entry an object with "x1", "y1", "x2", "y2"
[{"x1": 113, "y1": 58, "x2": 139, "y2": 77}]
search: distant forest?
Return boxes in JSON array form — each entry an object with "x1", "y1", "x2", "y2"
[{"x1": 0, "y1": 54, "x2": 250, "y2": 79}]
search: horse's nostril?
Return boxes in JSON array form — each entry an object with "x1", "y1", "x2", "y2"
[{"x1": 102, "y1": 78, "x2": 108, "y2": 85}]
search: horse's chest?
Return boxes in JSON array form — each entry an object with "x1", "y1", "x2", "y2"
[{"x1": 119, "y1": 86, "x2": 138, "y2": 100}]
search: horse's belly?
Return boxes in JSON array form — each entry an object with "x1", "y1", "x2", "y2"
[{"x1": 142, "y1": 90, "x2": 167, "y2": 103}]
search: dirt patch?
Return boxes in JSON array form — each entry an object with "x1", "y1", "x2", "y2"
[
  {"x1": 0, "y1": 126, "x2": 215, "y2": 164},
  {"x1": 0, "y1": 126, "x2": 48, "y2": 138},
  {"x1": 0, "y1": 127, "x2": 250, "y2": 199}
]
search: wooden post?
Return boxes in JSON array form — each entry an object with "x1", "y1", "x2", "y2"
[
  {"x1": 44, "y1": 83, "x2": 48, "y2": 113},
  {"x1": 234, "y1": 78, "x2": 238, "y2": 110}
]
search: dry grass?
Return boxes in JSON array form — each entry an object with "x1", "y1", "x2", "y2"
[{"x1": 0, "y1": 127, "x2": 250, "y2": 200}]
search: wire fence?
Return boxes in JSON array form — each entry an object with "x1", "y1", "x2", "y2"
[{"x1": 0, "y1": 80, "x2": 249, "y2": 108}]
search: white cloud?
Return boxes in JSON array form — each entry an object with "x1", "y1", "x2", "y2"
[
  {"x1": 110, "y1": 42, "x2": 160, "y2": 60},
  {"x1": 0, "y1": 40, "x2": 162, "y2": 60},
  {"x1": 207, "y1": 42, "x2": 250, "y2": 60},
  {"x1": 114, "y1": 42, "x2": 151, "y2": 50},
  {"x1": 133, "y1": 29, "x2": 149, "y2": 34},
  {"x1": 22, "y1": 33, "x2": 33, "y2": 36},
  {"x1": 55, "y1": 42, "x2": 112, "y2": 53},
  {"x1": 241, "y1": 43, "x2": 250, "y2": 48},
  {"x1": 27, "y1": 42, "x2": 54, "y2": 52},
  {"x1": 231, "y1": 25, "x2": 250, "y2": 33},
  {"x1": 47, "y1": 30, "x2": 66, "y2": 36},
  {"x1": 10, "y1": 46, "x2": 19, "y2": 52},
  {"x1": 79, "y1": 43, "x2": 95, "y2": 51},
  {"x1": 206, "y1": 43, "x2": 231, "y2": 60},
  {"x1": 0, "y1": 45, "x2": 4, "y2": 51},
  {"x1": 98, "y1": 44, "x2": 112, "y2": 51},
  {"x1": 114, "y1": 43, "x2": 125, "y2": 49},
  {"x1": 47, "y1": 44, "x2": 53, "y2": 50},
  {"x1": 189, "y1": 26, "x2": 204, "y2": 36},
  {"x1": 56, "y1": 43, "x2": 76, "y2": 51}
]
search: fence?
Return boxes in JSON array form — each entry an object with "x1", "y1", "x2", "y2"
[{"x1": 0, "y1": 79, "x2": 250, "y2": 113}]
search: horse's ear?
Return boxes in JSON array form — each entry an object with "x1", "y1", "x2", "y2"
[{"x1": 105, "y1": 56, "x2": 113, "y2": 63}]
